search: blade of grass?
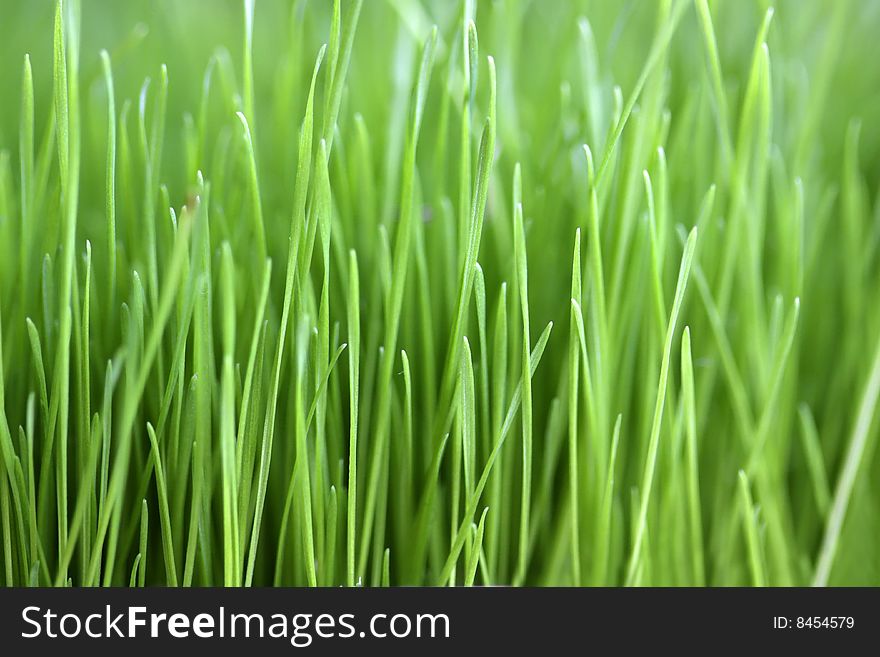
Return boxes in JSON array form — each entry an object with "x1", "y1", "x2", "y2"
[
  {"x1": 625, "y1": 226, "x2": 697, "y2": 585},
  {"x1": 738, "y1": 470, "x2": 767, "y2": 586},
  {"x1": 681, "y1": 327, "x2": 705, "y2": 585},
  {"x1": 813, "y1": 329, "x2": 880, "y2": 586}
]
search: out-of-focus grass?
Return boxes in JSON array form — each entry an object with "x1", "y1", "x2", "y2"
[{"x1": 0, "y1": 0, "x2": 879, "y2": 586}]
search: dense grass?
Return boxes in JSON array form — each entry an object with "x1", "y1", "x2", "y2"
[{"x1": 0, "y1": 0, "x2": 879, "y2": 586}]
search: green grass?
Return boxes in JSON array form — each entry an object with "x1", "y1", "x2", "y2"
[{"x1": 0, "y1": 0, "x2": 879, "y2": 586}]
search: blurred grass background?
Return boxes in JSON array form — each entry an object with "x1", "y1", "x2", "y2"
[{"x1": 0, "y1": 0, "x2": 879, "y2": 585}]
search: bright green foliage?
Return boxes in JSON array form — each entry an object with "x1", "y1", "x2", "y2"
[{"x1": 0, "y1": 0, "x2": 879, "y2": 586}]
